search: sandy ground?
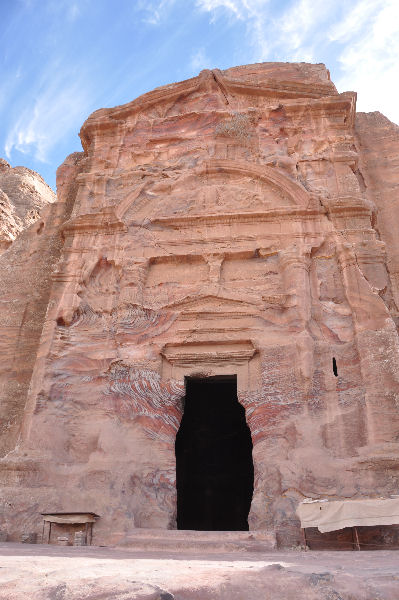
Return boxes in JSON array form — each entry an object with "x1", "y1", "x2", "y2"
[{"x1": 0, "y1": 542, "x2": 398, "y2": 599}]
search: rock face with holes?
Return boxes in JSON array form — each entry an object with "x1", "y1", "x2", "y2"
[
  {"x1": 0, "y1": 158, "x2": 55, "y2": 253},
  {"x1": 0, "y1": 62, "x2": 399, "y2": 548}
]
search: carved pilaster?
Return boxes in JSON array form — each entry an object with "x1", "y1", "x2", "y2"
[
  {"x1": 206, "y1": 254, "x2": 224, "y2": 284},
  {"x1": 280, "y1": 246, "x2": 313, "y2": 389},
  {"x1": 120, "y1": 258, "x2": 149, "y2": 305},
  {"x1": 280, "y1": 246, "x2": 312, "y2": 322}
]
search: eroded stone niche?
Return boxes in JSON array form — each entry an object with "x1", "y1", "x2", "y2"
[{"x1": 0, "y1": 62, "x2": 399, "y2": 548}]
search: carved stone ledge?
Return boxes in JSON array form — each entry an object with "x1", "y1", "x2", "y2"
[
  {"x1": 283, "y1": 92, "x2": 356, "y2": 128},
  {"x1": 61, "y1": 209, "x2": 127, "y2": 236},
  {"x1": 162, "y1": 340, "x2": 257, "y2": 366},
  {"x1": 262, "y1": 293, "x2": 290, "y2": 307},
  {"x1": 323, "y1": 195, "x2": 372, "y2": 217},
  {"x1": 161, "y1": 340, "x2": 260, "y2": 391},
  {"x1": 151, "y1": 207, "x2": 324, "y2": 230},
  {"x1": 214, "y1": 69, "x2": 337, "y2": 100}
]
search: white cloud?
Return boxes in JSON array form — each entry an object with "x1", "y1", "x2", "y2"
[
  {"x1": 5, "y1": 65, "x2": 92, "y2": 162},
  {"x1": 273, "y1": 0, "x2": 336, "y2": 61},
  {"x1": 136, "y1": 0, "x2": 176, "y2": 25},
  {"x1": 196, "y1": 0, "x2": 399, "y2": 123},
  {"x1": 196, "y1": 0, "x2": 336, "y2": 62},
  {"x1": 196, "y1": 0, "x2": 269, "y2": 58},
  {"x1": 190, "y1": 48, "x2": 213, "y2": 72},
  {"x1": 328, "y1": 0, "x2": 382, "y2": 42},
  {"x1": 196, "y1": 0, "x2": 253, "y2": 19},
  {"x1": 333, "y1": 0, "x2": 399, "y2": 123}
]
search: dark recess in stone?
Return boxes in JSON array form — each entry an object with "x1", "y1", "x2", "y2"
[
  {"x1": 175, "y1": 375, "x2": 254, "y2": 531},
  {"x1": 333, "y1": 357, "x2": 338, "y2": 377}
]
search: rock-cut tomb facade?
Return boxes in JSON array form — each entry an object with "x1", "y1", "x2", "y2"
[{"x1": 1, "y1": 62, "x2": 399, "y2": 547}]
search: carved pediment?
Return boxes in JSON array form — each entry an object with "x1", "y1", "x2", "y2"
[
  {"x1": 80, "y1": 68, "x2": 337, "y2": 151},
  {"x1": 160, "y1": 293, "x2": 263, "y2": 312}
]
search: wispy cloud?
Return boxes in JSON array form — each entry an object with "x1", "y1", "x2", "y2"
[
  {"x1": 196, "y1": 0, "x2": 270, "y2": 57},
  {"x1": 195, "y1": 0, "x2": 399, "y2": 123},
  {"x1": 333, "y1": 0, "x2": 399, "y2": 119},
  {"x1": 195, "y1": 0, "x2": 336, "y2": 62},
  {"x1": 196, "y1": 0, "x2": 255, "y2": 20},
  {"x1": 272, "y1": 0, "x2": 337, "y2": 62},
  {"x1": 135, "y1": 0, "x2": 176, "y2": 25},
  {"x1": 45, "y1": 0, "x2": 84, "y2": 22},
  {"x1": 190, "y1": 48, "x2": 213, "y2": 72},
  {"x1": 328, "y1": 0, "x2": 380, "y2": 43},
  {"x1": 5, "y1": 64, "x2": 92, "y2": 163},
  {"x1": 0, "y1": 69, "x2": 22, "y2": 113}
]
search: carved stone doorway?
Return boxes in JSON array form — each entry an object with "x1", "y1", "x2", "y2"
[{"x1": 175, "y1": 375, "x2": 254, "y2": 531}]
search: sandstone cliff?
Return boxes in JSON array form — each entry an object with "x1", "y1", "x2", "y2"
[{"x1": 0, "y1": 158, "x2": 55, "y2": 253}]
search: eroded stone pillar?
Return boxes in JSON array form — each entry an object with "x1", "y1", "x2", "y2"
[
  {"x1": 337, "y1": 241, "x2": 399, "y2": 446},
  {"x1": 120, "y1": 258, "x2": 150, "y2": 305},
  {"x1": 280, "y1": 246, "x2": 314, "y2": 388}
]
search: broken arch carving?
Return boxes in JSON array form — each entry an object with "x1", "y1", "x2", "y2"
[
  {"x1": 116, "y1": 159, "x2": 313, "y2": 223},
  {"x1": 197, "y1": 159, "x2": 311, "y2": 208}
]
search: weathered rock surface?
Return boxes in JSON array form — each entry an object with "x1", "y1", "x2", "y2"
[
  {"x1": 0, "y1": 158, "x2": 55, "y2": 253},
  {"x1": 0, "y1": 153, "x2": 82, "y2": 456},
  {"x1": 1, "y1": 543, "x2": 399, "y2": 600},
  {"x1": 0, "y1": 62, "x2": 399, "y2": 555}
]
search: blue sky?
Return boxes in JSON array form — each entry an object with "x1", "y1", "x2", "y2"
[{"x1": 1, "y1": 0, "x2": 398, "y2": 190}]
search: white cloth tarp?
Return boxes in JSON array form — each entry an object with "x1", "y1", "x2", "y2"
[
  {"x1": 296, "y1": 498, "x2": 399, "y2": 533},
  {"x1": 42, "y1": 514, "x2": 96, "y2": 524}
]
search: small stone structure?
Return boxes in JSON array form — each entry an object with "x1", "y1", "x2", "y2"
[
  {"x1": 41, "y1": 513, "x2": 98, "y2": 545},
  {"x1": 0, "y1": 62, "x2": 399, "y2": 548}
]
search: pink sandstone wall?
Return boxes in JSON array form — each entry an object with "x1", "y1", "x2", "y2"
[{"x1": 0, "y1": 63, "x2": 398, "y2": 547}]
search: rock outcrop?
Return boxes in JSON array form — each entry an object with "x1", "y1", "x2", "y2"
[
  {"x1": 0, "y1": 158, "x2": 55, "y2": 253},
  {"x1": 0, "y1": 63, "x2": 398, "y2": 549}
]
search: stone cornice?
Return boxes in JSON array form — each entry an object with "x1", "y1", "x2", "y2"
[
  {"x1": 217, "y1": 70, "x2": 337, "y2": 100},
  {"x1": 161, "y1": 340, "x2": 257, "y2": 366},
  {"x1": 61, "y1": 208, "x2": 127, "y2": 236},
  {"x1": 323, "y1": 195, "x2": 372, "y2": 217},
  {"x1": 150, "y1": 207, "x2": 325, "y2": 229},
  {"x1": 283, "y1": 92, "x2": 357, "y2": 128}
]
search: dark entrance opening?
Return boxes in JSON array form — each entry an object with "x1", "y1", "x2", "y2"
[{"x1": 175, "y1": 375, "x2": 254, "y2": 531}]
